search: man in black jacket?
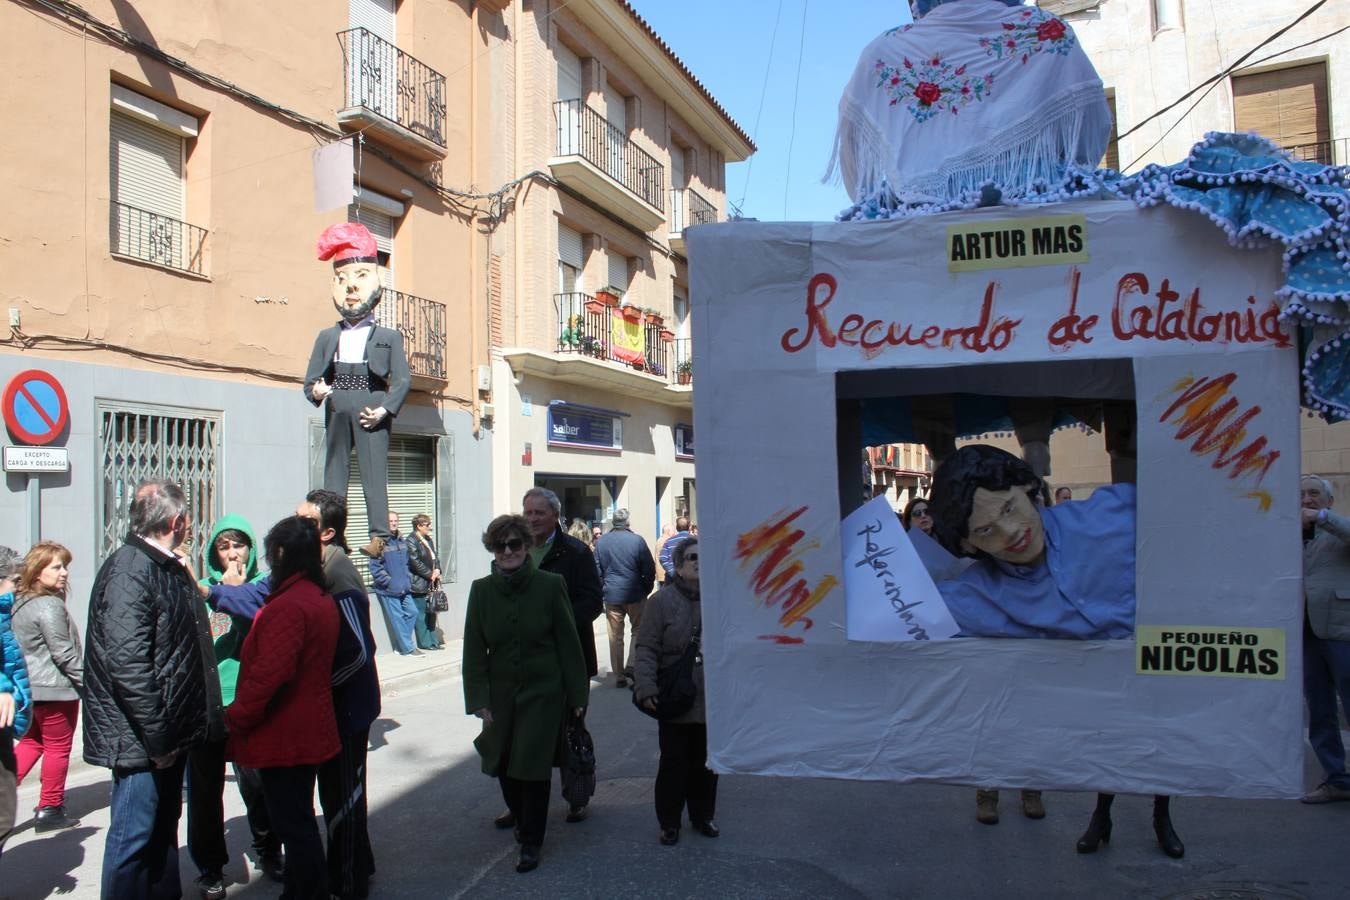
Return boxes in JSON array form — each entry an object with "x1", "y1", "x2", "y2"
[
  {"x1": 84, "y1": 479, "x2": 222, "y2": 900},
  {"x1": 595, "y1": 508, "x2": 655, "y2": 689}
]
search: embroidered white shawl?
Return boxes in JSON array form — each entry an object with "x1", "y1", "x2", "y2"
[{"x1": 830, "y1": 0, "x2": 1111, "y2": 204}]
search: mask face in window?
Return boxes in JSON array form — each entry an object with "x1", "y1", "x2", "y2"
[{"x1": 961, "y1": 487, "x2": 1045, "y2": 565}]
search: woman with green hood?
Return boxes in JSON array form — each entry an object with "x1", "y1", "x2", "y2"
[{"x1": 187, "y1": 515, "x2": 285, "y2": 898}]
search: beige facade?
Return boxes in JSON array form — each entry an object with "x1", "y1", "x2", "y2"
[
  {"x1": 487, "y1": 1, "x2": 754, "y2": 539},
  {"x1": 0, "y1": 0, "x2": 502, "y2": 635},
  {"x1": 1040, "y1": 0, "x2": 1350, "y2": 495}
]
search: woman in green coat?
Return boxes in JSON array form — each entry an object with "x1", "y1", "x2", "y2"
[{"x1": 462, "y1": 514, "x2": 589, "y2": 874}]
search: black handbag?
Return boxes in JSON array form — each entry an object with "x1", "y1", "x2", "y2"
[
  {"x1": 428, "y1": 589, "x2": 449, "y2": 613},
  {"x1": 633, "y1": 624, "x2": 701, "y2": 720},
  {"x1": 561, "y1": 715, "x2": 596, "y2": 807}
]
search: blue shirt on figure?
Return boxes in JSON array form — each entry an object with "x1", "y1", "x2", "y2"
[{"x1": 938, "y1": 483, "x2": 1137, "y2": 640}]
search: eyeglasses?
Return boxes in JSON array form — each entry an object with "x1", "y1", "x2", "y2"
[
  {"x1": 491, "y1": 538, "x2": 525, "y2": 553},
  {"x1": 683, "y1": 552, "x2": 699, "y2": 562},
  {"x1": 912, "y1": 508, "x2": 930, "y2": 517}
]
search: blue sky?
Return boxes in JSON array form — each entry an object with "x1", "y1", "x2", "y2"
[{"x1": 627, "y1": 1, "x2": 911, "y2": 223}]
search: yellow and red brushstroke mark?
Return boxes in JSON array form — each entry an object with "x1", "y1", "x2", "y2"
[
  {"x1": 1157, "y1": 372, "x2": 1279, "y2": 510},
  {"x1": 734, "y1": 506, "x2": 839, "y2": 644}
]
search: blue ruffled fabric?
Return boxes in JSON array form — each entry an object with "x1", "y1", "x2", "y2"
[{"x1": 840, "y1": 131, "x2": 1350, "y2": 419}]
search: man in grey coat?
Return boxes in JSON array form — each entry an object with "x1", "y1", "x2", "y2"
[
  {"x1": 1299, "y1": 474, "x2": 1350, "y2": 804},
  {"x1": 594, "y1": 509, "x2": 655, "y2": 689}
]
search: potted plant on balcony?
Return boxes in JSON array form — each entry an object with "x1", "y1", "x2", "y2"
[
  {"x1": 645, "y1": 356, "x2": 666, "y2": 377},
  {"x1": 619, "y1": 302, "x2": 643, "y2": 323},
  {"x1": 659, "y1": 327, "x2": 675, "y2": 343},
  {"x1": 644, "y1": 308, "x2": 665, "y2": 327},
  {"x1": 595, "y1": 286, "x2": 624, "y2": 308},
  {"x1": 676, "y1": 358, "x2": 693, "y2": 385}
]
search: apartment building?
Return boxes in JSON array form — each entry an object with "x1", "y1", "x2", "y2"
[
  {"x1": 484, "y1": 1, "x2": 755, "y2": 536},
  {"x1": 0, "y1": 0, "x2": 497, "y2": 634},
  {"x1": 1021, "y1": 0, "x2": 1350, "y2": 494}
]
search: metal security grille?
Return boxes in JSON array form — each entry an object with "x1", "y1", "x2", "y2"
[
  {"x1": 343, "y1": 433, "x2": 438, "y2": 586},
  {"x1": 96, "y1": 402, "x2": 222, "y2": 574}
]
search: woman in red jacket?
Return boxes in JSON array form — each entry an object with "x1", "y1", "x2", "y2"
[{"x1": 227, "y1": 516, "x2": 340, "y2": 900}]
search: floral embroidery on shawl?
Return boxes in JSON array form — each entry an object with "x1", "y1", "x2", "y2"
[
  {"x1": 874, "y1": 55, "x2": 995, "y2": 123},
  {"x1": 980, "y1": 8, "x2": 1075, "y2": 65}
]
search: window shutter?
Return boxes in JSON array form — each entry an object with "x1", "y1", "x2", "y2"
[
  {"x1": 350, "y1": 0, "x2": 396, "y2": 41},
  {"x1": 1101, "y1": 94, "x2": 1120, "y2": 171},
  {"x1": 1233, "y1": 63, "x2": 1330, "y2": 158},
  {"x1": 347, "y1": 202, "x2": 396, "y2": 289},
  {"x1": 110, "y1": 111, "x2": 183, "y2": 219},
  {"x1": 344, "y1": 434, "x2": 438, "y2": 586},
  {"x1": 608, "y1": 253, "x2": 629, "y2": 293},
  {"x1": 604, "y1": 85, "x2": 627, "y2": 134},
  {"x1": 558, "y1": 223, "x2": 584, "y2": 269},
  {"x1": 556, "y1": 42, "x2": 582, "y2": 101}
]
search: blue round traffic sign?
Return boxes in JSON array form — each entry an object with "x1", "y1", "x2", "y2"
[{"x1": 3, "y1": 369, "x2": 70, "y2": 446}]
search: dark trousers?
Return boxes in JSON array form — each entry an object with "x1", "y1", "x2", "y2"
[
  {"x1": 1304, "y1": 626, "x2": 1350, "y2": 787},
  {"x1": 187, "y1": 736, "x2": 278, "y2": 876},
  {"x1": 318, "y1": 729, "x2": 374, "y2": 900},
  {"x1": 101, "y1": 758, "x2": 188, "y2": 900},
  {"x1": 323, "y1": 385, "x2": 390, "y2": 542},
  {"x1": 0, "y1": 726, "x2": 16, "y2": 863},
  {"x1": 656, "y1": 721, "x2": 718, "y2": 831},
  {"x1": 497, "y1": 743, "x2": 550, "y2": 848},
  {"x1": 259, "y1": 765, "x2": 326, "y2": 900}
]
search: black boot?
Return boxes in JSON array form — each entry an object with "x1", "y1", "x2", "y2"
[
  {"x1": 1152, "y1": 795, "x2": 1184, "y2": 859},
  {"x1": 516, "y1": 844, "x2": 540, "y2": 873},
  {"x1": 33, "y1": 805, "x2": 80, "y2": 833},
  {"x1": 1075, "y1": 793, "x2": 1114, "y2": 854}
]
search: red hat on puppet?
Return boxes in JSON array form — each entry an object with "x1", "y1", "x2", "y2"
[{"x1": 317, "y1": 222, "x2": 379, "y2": 268}]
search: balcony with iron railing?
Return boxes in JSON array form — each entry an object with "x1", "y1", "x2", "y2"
[
  {"x1": 338, "y1": 27, "x2": 447, "y2": 160},
  {"x1": 109, "y1": 202, "x2": 209, "y2": 277},
  {"x1": 669, "y1": 186, "x2": 717, "y2": 254},
  {"x1": 1283, "y1": 137, "x2": 1348, "y2": 166},
  {"x1": 551, "y1": 100, "x2": 666, "y2": 231},
  {"x1": 375, "y1": 288, "x2": 447, "y2": 382},
  {"x1": 501, "y1": 292, "x2": 690, "y2": 407}
]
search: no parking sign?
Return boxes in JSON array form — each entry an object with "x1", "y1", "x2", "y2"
[{"x1": 3, "y1": 369, "x2": 70, "y2": 445}]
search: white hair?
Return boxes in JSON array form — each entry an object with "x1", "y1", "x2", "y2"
[
  {"x1": 522, "y1": 486, "x2": 562, "y2": 517},
  {"x1": 1302, "y1": 474, "x2": 1335, "y2": 501}
]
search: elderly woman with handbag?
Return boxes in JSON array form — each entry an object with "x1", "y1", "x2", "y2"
[
  {"x1": 633, "y1": 538, "x2": 718, "y2": 846},
  {"x1": 462, "y1": 514, "x2": 589, "y2": 874},
  {"x1": 407, "y1": 514, "x2": 445, "y2": 651}
]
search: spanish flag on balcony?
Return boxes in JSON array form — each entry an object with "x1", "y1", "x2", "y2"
[{"x1": 611, "y1": 310, "x2": 644, "y2": 364}]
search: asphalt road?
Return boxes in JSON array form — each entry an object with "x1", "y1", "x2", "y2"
[{"x1": 5, "y1": 664, "x2": 1350, "y2": 899}]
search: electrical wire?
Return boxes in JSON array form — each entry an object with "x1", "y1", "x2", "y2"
[
  {"x1": 782, "y1": 0, "x2": 811, "y2": 220},
  {"x1": 1, "y1": 329, "x2": 474, "y2": 405},
  {"x1": 735, "y1": 0, "x2": 787, "y2": 214},
  {"x1": 17, "y1": 0, "x2": 682, "y2": 255},
  {"x1": 1120, "y1": 0, "x2": 1329, "y2": 169}
]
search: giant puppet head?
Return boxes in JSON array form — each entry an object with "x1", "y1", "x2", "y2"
[{"x1": 317, "y1": 222, "x2": 383, "y2": 323}]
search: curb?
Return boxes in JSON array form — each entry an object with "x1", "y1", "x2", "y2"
[{"x1": 380, "y1": 658, "x2": 461, "y2": 696}]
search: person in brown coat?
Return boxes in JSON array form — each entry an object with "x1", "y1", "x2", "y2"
[{"x1": 634, "y1": 538, "x2": 718, "y2": 846}]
